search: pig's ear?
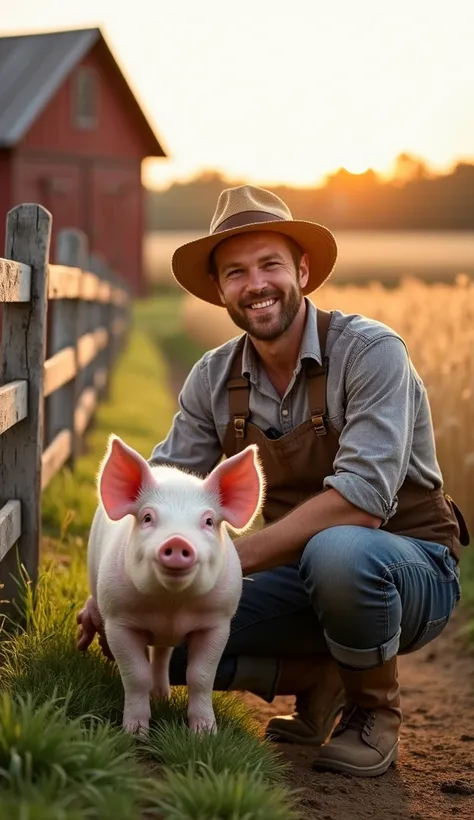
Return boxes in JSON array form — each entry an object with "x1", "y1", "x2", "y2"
[
  {"x1": 98, "y1": 435, "x2": 155, "y2": 520},
  {"x1": 203, "y1": 445, "x2": 265, "y2": 532}
]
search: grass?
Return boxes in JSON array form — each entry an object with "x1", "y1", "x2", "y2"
[{"x1": 0, "y1": 295, "x2": 301, "y2": 818}]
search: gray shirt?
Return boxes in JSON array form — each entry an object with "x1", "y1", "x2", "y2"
[{"x1": 150, "y1": 298, "x2": 443, "y2": 524}]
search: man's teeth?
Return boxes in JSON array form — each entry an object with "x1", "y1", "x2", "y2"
[{"x1": 250, "y1": 298, "x2": 276, "y2": 310}]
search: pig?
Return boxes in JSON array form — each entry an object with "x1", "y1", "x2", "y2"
[{"x1": 79, "y1": 434, "x2": 264, "y2": 736}]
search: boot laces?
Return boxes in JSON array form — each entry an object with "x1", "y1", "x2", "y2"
[{"x1": 335, "y1": 702, "x2": 376, "y2": 735}]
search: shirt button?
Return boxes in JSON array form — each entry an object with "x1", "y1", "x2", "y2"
[{"x1": 282, "y1": 409, "x2": 289, "y2": 417}]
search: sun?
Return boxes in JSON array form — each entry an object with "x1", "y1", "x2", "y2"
[{"x1": 341, "y1": 161, "x2": 372, "y2": 175}]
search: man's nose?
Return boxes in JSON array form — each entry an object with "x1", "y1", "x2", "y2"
[{"x1": 245, "y1": 266, "x2": 268, "y2": 291}]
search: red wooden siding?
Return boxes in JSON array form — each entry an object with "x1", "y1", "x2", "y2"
[{"x1": 19, "y1": 42, "x2": 150, "y2": 160}]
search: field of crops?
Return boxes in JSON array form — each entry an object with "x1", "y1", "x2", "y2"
[{"x1": 182, "y1": 275, "x2": 474, "y2": 542}]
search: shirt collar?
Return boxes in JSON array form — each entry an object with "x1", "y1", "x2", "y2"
[{"x1": 241, "y1": 297, "x2": 322, "y2": 380}]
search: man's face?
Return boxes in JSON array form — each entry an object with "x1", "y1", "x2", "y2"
[{"x1": 212, "y1": 231, "x2": 309, "y2": 341}]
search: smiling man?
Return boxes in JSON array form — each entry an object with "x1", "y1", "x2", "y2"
[{"x1": 77, "y1": 185, "x2": 468, "y2": 778}]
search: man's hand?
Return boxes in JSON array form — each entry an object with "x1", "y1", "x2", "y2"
[{"x1": 76, "y1": 596, "x2": 115, "y2": 660}]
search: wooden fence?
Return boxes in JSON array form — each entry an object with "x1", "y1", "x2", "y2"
[{"x1": 0, "y1": 204, "x2": 131, "y2": 612}]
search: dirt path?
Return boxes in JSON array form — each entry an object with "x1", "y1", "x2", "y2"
[
  {"x1": 163, "y1": 350, "x2": 474, "y2": 820},
  {"x1": 241, "y1": 613, "x2": 474, "y2": 820}
]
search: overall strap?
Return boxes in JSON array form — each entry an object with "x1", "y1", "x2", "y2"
[
  {"x1": 226, "y1": 309, "x2": 333, "y2": 442},
  {"x1": 226, "y1": 337, "x2": 250, "y2": 440},
  {"x1": 304, "y1": 309, "x2": 333, "y2": 437}
]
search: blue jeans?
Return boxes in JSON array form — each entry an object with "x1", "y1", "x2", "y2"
[{"x1": 169, "y1": 525, "x2": 461, "y2": 699}]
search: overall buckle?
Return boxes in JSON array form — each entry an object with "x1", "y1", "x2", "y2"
[
  {"x1": 311, "y1": 412, "x2": 326, "y2": 436},
  {"x1": 234, "y1": 417, "x2": 246, "y2": 438}
]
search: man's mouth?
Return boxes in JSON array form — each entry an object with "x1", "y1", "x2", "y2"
[{"x1": 248, "y1": 298, "x2": 277, "y2": 311}]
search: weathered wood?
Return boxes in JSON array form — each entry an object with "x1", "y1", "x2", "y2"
[
  {"x1": 0, "y1": 380, "x2": 28, "y2": 434},
  {"x1": 74, "y1": 386, "x2": 97, "y2": 437},
  {"x1": 41, "y1": 430, "x2": 72, "y2": 491},
  {"x1": 43, "y1": 347, "x2": 77, "y2": 397},
  {"x1": 0, "y1": 204, "x2": 52, "y2": 608},
  {"x1": 76, "y1": 328, "x2": 108, "y2": 370},
  {"x1": 111, "y1": 287, "x2": 129, "y2": 306},
  {"x1": 93, "y1": 366, "x2": 108, "y2": 393},
  {"x1": 48, "y1": 229, "x2": 87, "y2": 463},
  {"x1": 0, "y1": 500, "x2": 21, "y2": 562},
  {"x1": 48, "y1": 265, "x2": 82, "y2": 299},
  {"x1": 81, "y1": 272, "x2": 100, "y2": 300},
  {"x1": 0, "y1": 260, "x2": 32, "y2": 302}
]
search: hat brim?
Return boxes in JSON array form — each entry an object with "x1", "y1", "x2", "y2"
[{"x1": 171, "y1": 219, "x2": 338, "y2": 306}]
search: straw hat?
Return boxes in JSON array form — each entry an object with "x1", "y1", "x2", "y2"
[{"x1": 171, "y1": 185, "x2": 338, "y2": 306}]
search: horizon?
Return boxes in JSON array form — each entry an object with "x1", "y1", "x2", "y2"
[{"x1": 2, "y1": 1, "x2": 474, "y2": 191}]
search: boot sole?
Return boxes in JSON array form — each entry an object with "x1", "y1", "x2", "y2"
[
  {"x1": 265, "y1": 727, "x2": 327, "y2": 746},
  {"x1": 312, "y1": 740, "x2": 399, "y2": 777}
]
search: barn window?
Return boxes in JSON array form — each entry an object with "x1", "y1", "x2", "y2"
[{"x1": 73, "y1": 67, "x2": 98, "y2": 129}]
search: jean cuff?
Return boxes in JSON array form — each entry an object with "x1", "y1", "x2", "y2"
[{"x1": 324, "y1": 626, "x2": 401, "y2": 669}]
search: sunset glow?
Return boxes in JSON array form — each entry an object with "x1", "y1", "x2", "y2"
[{"x1": 2, "y1": 0, "x2": 474, "y2": 190}]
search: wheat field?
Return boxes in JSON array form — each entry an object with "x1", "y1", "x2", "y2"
[{"x1": 182, "y1": 275, "x2": 474, "y2": 534}]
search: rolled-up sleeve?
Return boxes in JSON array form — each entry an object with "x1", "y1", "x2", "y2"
[
  {"x1": 149, "y1": 356, "x2": 223, "y2": 476},
  {"x1": 323, "y1": 334, "x2": 416, "y2": 522}
]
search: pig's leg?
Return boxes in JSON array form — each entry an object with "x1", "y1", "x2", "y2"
[
  {"x1": 186, "y1": 623, "x2": 230, "y2": 733},
  {"x1": 150, "y1": 645, "x2": 172, "y2": 699},
  {"x1": 105, "y1": 621, "x2": 151, "y2": 734}
]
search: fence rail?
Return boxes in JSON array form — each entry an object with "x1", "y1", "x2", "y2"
[{"x1": 0, "y1": 203, "x2": 131, "y2": 610}]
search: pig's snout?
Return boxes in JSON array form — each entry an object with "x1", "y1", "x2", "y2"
[{"x1": 156, "y1": 536, "x2": 197, "y2": 571}]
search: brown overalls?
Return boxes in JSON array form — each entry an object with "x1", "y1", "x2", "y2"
[{"x1": 222, "y1": 309, "x2": 469, "y2": 562}]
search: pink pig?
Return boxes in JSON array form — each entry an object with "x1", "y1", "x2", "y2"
[{"x1": 81, "y1": 434, "x2": 264, "y2": 735}]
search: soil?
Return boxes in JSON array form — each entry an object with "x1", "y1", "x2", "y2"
[
  {"x1": 240, "y1": 613, "x2": 474, "y2": 820},
  {"x1": 164, "y1": 353, "x2": 474, "y2": 820}
]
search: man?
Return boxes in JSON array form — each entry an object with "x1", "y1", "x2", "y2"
[{"x1": 77, "y1": 185, "x2": 468, "y2": 777}]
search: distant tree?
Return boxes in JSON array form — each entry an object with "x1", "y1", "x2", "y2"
[
  {"x1": 393, "y1": 152, "x2": 430, "y2": 184},
  {"x1": 145, "y1": 158, "x2": 474, "y2": 231}
]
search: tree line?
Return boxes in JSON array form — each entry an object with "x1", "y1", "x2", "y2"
[{"x1": 145, "y1": 154, "x2": 474, "y2": 232}]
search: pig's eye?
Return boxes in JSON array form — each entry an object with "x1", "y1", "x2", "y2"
[
  {"x1": 141, "y1": 511, "x2": 154, "y2": 526},
  {"x1": 205, "y1": 517, "x2": 214, "y2": 527}
]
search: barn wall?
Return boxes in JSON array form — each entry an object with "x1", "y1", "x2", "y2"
[
  {"x1": 0, "y1": 150, "x2": 12, "y2": 255},
  {"x1": 19, "y1": 43, "x2": 148, "y2": 160},
  {"x1": 11, "y1": 153, "x2": 144, "y2": 294}
]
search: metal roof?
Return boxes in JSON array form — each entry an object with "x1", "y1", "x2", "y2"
[{"x1": 0, "y1": 27, "x2": 166, "y2": 156}]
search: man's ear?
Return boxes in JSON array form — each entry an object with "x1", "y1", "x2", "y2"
[
  {"x1": 298, "y1": 252, "x2": 310, "y2": 289},
  {"x1": 208, "y1": 271, "x2": 226, "y2": 304}
]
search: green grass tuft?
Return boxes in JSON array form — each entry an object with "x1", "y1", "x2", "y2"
[
  {"x1": 0, "y1": 692, "x2": 156, "y2": 819},
  {"x1": 141, "y1": 719, "x2": 289, "y2": 783},
  {"x1": 147, "y1": 763, "x2": 302, "y2": 820}
]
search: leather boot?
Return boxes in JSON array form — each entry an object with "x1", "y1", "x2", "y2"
[
  {"x1": 265, "y1": 656, "x2": 346, "y2": 746},
  {"x1": 312, "y1": 656, "x2": 402, "y2": 777}
]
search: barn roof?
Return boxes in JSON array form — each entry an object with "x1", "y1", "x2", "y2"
[{"x1": 0, "y1": 27, "x2": 167, "y2": 156}]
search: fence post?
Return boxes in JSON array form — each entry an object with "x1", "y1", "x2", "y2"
[
  {"x1": 45, "y1": 229, "x2": 87, "y2": 466},
  {"x1": 0, "y1": 204, "x2": 52, "y2": 612},
  {"x1": 88, "y1": 252, "x2": 108, "y2": 400}
]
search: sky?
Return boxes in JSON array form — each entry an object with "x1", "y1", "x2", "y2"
[{"x1": 1, "y1": 0, "x2": 474, "y2": 190}]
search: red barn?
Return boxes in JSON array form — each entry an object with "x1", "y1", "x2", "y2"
[{"x1": 0, "y1": 26, "x2": 167, "y2": 295}]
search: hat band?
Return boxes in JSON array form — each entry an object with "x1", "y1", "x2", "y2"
[{"x1": 213, "y1": 210, "x2": 286, "y2": 234}]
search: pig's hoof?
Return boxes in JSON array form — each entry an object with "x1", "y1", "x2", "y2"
[
  {"x1": 189, "y1": 715, "x2": 217, "y2": 735},
  {"x1": 151, "y1": 684, "x2": 171, "y2": 700},
  {"x1": 123, "y1": 719, "x2": 149, "y2": 736}
]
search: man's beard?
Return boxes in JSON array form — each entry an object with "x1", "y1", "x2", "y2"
[{"x1": 224, "y1": 283, "x2": 304, "y2": 341}]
